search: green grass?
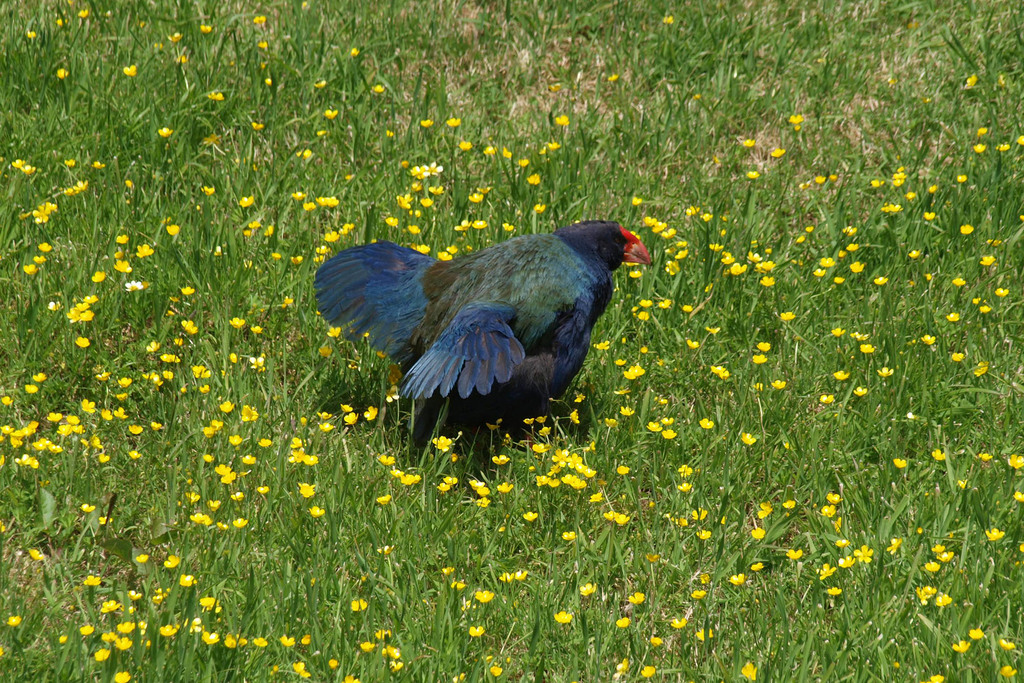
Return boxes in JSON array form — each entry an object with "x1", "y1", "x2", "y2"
[{"x1": 2, "y1": 0, "x2": 1024, "y2": 680}]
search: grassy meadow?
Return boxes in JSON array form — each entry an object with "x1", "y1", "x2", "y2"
[{"x1": 3, "y1": 0, "x2": 1024, "y2": 680}]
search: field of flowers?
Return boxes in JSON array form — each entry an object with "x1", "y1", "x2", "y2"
[{"x1": 2, "y1": 1, "x2": 1023, "y2": 681}]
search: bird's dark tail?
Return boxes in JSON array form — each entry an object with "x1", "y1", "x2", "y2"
[{"x1": 314, "y1": 241, "x2": 433, "y2": 365}]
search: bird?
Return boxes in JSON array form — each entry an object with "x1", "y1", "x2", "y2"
[{"x1": 314, "y1": 220, "x2": 651, "y2": 443}]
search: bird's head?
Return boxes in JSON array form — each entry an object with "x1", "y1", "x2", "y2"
[{"x1": 556, "y1": 220, "x2": 651, "y2": 270}]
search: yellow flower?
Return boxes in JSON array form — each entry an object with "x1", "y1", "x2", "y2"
[
  {"x1": 854, "y1": 545, "x2": 874, "y2": 563},
  {"x1": 623, "y1": 364, "x2": 645, "y2": 380},
  {"x1": 554, "y1": 611, "x2": 573, "y2": 624},
  {"x1": 742, "y1": 662, "x2": 757, "y2": 680}
]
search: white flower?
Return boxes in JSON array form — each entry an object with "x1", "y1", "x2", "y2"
[
  {"x1": 410, "y1": 162, "x2": 443, "y2": 180},
  {"x1": 125, "y1": 281, "x2": 144, "y2": 292}
]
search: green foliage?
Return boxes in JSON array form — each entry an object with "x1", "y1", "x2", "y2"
[{"x1": 1, "y1": 0, "x2": 1023, "y2": 681}]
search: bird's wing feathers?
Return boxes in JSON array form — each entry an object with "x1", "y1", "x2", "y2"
[{"x1": 401, "y1": 303, "x2": 526, "y2": 400}]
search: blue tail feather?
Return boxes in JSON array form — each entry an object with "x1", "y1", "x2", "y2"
[{"x1": 314, "y1": 242, "x2": 433, "y2": 364}]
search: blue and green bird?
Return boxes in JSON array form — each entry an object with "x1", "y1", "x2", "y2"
[{"x1": 314, "y1": 220, "x2": 651, "y2": 443}]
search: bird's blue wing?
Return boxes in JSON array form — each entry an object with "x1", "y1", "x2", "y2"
[{"x1": 401, "y1": 303, "x2": 526, "y2": 400}]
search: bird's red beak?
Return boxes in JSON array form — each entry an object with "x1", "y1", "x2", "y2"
[{"x1": 621, "y1": 228, "x2": 651, "y2": 265}]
